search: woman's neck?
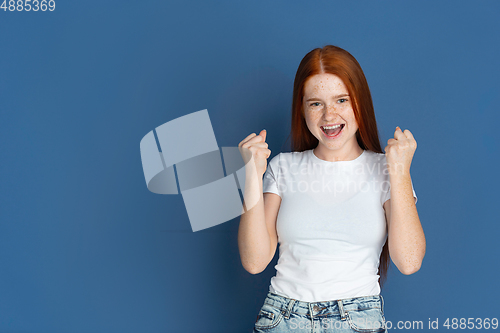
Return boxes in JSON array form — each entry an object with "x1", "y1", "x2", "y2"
[{"x1": 313, "y1": 142, "x2": 364, "y2": 162}]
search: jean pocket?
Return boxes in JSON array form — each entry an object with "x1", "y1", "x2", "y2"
[
  {"x1": 347, "y1": 307, "x2": 386, "y2": 333},
  {"x1": 254, "y1": 303, "x2": 284, "y2": 330}
]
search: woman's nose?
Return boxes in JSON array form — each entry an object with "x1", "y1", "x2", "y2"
[{"x1": 323, "y1": 105, "x2": 338, "y2": 118}]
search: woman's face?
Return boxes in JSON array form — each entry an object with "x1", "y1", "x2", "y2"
[{"x1": 302, "y1": 73, "x2": 361, "y2": 158}]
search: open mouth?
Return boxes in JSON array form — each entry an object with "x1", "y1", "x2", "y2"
[{"x1": 321, "y1": 124, "x2": 345, "y2": 138}]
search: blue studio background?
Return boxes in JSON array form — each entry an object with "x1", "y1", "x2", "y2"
[{"x1": 1, "y1": 1, "x2": 499, "y2": 332}]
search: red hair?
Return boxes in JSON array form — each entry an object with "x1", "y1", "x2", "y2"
[{"x1": 286, "y1": 45, "x2": 390, "y2": 289}]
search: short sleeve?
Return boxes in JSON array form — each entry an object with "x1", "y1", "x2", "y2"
[
  {"x1": 383, "y1": 179, "x2": 418, "y2": 204},
  {"x1": 262, "y1": 154, "x2": 281, "y2": 198}
]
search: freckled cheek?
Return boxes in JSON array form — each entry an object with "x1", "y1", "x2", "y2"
[
  {"x1": 305, "y1": 111, "x2": 321, "y2": 122},
  {"x1": 305, "y1": 114, "x2": 323, "y2": 133},
  {"x1": 339, "y1": 112, "x2": 358, "y2": 129},
  {"x1": 338, "y1": 106, "x2": 355, "y2": 119}
]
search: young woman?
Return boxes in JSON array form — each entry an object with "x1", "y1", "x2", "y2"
[{"x1": 238, "y1": 45, "x2": 426, "y2": 333}]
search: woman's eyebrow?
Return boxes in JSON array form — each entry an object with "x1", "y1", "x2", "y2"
[{"x1": 305, "y1": 93, "x2": 349, "y2": 102}]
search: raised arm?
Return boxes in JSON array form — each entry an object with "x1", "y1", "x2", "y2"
[
  {"x1": 237, "y1": 130, "x2": 281, "y2": 274},
  {"x1": 383, "y1": 127, "x2": 426, "y2": 275}
]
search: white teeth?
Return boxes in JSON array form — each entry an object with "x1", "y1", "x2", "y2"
[{"x1": 322, "y1": 124, "x2": 342, "y2": 129}]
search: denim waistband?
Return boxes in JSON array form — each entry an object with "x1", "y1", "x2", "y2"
[{"x1": 263, "y1": 292, "x2": 384, "y2": 320}]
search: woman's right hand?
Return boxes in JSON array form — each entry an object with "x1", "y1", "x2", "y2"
[{"x1": 238, "y1": 129, "x2": 271, "y2": 176}]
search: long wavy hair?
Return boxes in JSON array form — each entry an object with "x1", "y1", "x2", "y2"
[{"x1": 285, "y1": 45, "x2": 390, "y2": 289}]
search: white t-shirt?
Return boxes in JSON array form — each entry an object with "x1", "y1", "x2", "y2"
[{"x1": 262, "y1": 149, "x2": 417, "y2": 302}]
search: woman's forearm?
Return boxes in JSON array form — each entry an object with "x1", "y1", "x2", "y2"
[
  {"x1": 237, "y1": 169, "x2": 272, "y2": 274},
  {"x1": 388, "y1": 173, "x2": 426, "y2": 275}
]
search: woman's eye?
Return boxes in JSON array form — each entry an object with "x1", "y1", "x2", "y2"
[
  {"x1": 337, "y1": 98, "x2": 347, "y2": 104},
  {"x1": 310, "y1": 102, "x2": 320, "y2": 107}
]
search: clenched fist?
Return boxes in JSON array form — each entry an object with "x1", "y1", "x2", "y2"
[
  {"x1": 384, "y1": 126, "x2": 417, "y2": 176},
  {"x1": 238, "y1": 129, "x2": 272, "y2": 177}
]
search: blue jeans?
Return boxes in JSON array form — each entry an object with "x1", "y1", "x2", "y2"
[{"x1": 253, "y1": 292, "x2": 388, "y2": 333}]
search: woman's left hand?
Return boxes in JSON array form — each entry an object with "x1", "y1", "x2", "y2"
[{"x1": 384, "y1": 127, "x2": 417, "y2": 176}]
